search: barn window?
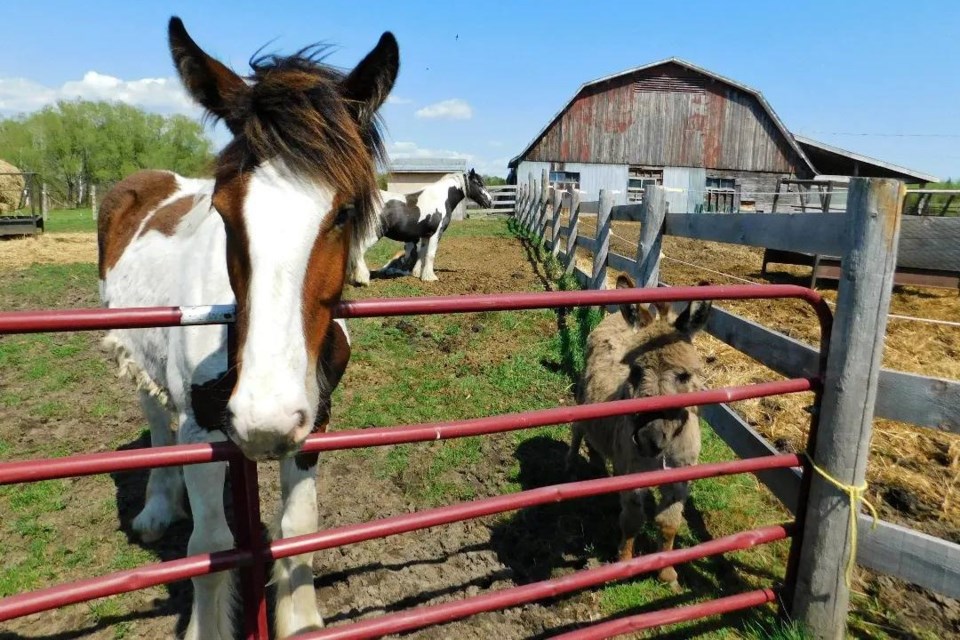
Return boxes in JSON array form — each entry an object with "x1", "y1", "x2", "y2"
[
  {"x1": 549, "y1": 171, "x2": 580, "y2": 190},
  {"x1": 627, "y1": 167, "x2": 662, "y2": 203},
  {"x1": 705, "y1": 176, "x2": 739, "y2": 213}
]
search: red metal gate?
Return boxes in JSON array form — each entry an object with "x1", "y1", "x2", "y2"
[{"x1": 0, "y1": 284, "x2": 832, "y2": 639}]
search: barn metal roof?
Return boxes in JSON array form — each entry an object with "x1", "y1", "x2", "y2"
[
  {"x1": 792, "y1": 135, "x2": 938, "y2": 184},
  {"x1": 389, "y1": 157, "x2": 467, "y2": 173},
  {"x1": 508, "y1": 57, "x2": 817, "y2": 173}
]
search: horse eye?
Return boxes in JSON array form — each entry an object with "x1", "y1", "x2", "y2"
[
  {"x1": 676, "y1": 371, "x2": 692, "y2": 384},
  {"x1": 334, "y1": 205, "x2": 353, "y2": 226}
]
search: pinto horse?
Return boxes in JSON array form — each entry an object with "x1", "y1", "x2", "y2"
[
  {"x1": 97, "y1": 17, "x2": 398, "y2": 639},
  {"x1": 347, "y1": 169, "x2": 493, "y2": 284}
]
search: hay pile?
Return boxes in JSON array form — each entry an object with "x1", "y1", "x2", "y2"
[
  {"x1": 0, "y1": 233, "x2": 98, "y2": 268},
  {"x1": 569, "y1": 216, "x2": 960, "y2": 540},
  {"x1": 0, "y1": 160, "x2": 26, "y2": 213}
]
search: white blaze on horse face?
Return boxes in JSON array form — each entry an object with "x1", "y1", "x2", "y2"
[{"x1": 227, "y1": 159, "x2": 334, "y2": 460}]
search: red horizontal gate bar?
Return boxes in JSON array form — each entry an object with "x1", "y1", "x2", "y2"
[
  {"x1": 0, "y1": 380, "x2": 813, "y2": 486},
  {"x1": 551, "y1": 588, "x2": 779, "y2": 640},
  {"x1": 0, "y1": 455, "x2": 799, "y2": 622},
  {"x1": 0, "y1": 285, "x2": 832, "y2": 351},
  {"x1": 294, "y1": 525, "x2": 791, "y2": 640}
]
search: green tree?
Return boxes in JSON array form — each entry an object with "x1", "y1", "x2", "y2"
[
  {"x1": 482, "y1": 174, "x2": 508, "y2": 186},
  {"x1": 0, "y1": 100, "x2": 214, "y2": 207}
]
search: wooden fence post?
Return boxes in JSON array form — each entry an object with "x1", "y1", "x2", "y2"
[
  {"x1": 791, "y1": 178, "x2": 904, "y2": 639},
  {"x1": 516, "y1": 184, "x2": 526, "y2": 228},
  {"x1": 90, "y1": 184, "x2": 97, "y2": 221},
  {"x1": 521, "y1": 182, "x2": 531, "y2": 231},
  {"x1": 41, "y1": 183, "x2": 48, "y2": 223},
  {"x1": 536, "y1": 169, "x2": 549, "y2": 239},
  {"x1": 635, "y1": 184, "x2": 667, "y2": 288},
  {"x1": 550, "y1": 185, "x2": 563, "y2": 256},
  {"x1": 527, "y1": 172, "x2": 536, "y2": 233},
  {"x1": 564, "y1": 186, "x2": 581, "y2": 275},
  {"x1": 529, "y1": 173, "x2": 540, "y2": 238},
  {"x1": 591, "y1": 189, "x2": 613, "y2": 289}
]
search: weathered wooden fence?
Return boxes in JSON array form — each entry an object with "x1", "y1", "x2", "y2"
[
  {"x1": 514, "y1": 168, "x2": 960, "y2": 635},
  {"x1": 466, "y1": 184, "x2": 517, "y2": 216}
]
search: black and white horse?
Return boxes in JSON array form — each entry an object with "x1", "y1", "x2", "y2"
[{"x1": 348, "y1": 169, "x2": 493, "y2": 284}]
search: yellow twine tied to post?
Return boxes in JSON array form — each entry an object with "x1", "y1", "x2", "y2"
[{"x1": 804, "y1": 453, "x2": 880, "y2": 588}]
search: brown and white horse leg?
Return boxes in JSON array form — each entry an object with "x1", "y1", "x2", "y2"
[
  {"x1": 132, "y1": 390, "x2": 186, "y2": 542},
  {"x1": 273, "y1": 455, "x2": 323, "y2": 637},
  {"x1": 654, "y1": 481, "x2": 689, "y2": 592},
  {"x1": 180, "y1": 420, "x2": 236, "y2": 640}
]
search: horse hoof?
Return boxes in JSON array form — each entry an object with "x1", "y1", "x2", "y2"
[
  {"x1": 132, "y1": 501, "x2": 185, "y2": 543},
  {"x1": 421, "y1": 273, "x2": 439, "y2": 282}
]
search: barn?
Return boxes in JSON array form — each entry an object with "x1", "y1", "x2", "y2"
[{"x1": 508, "y1": 58, "x2": 936, "y2": 213}]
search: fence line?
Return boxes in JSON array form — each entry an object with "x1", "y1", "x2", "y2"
[
  {"x1": 514, "y1": 174, "x2": 960, "y2": 611},
  {"x1": 0, "y1": 287, "x2": 826, "y2": 638}
]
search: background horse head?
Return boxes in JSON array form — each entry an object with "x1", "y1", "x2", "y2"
[
  {"x1": 169, "y1": 17, "x2": 398, "y2": 460},
  {"x1": 464, "y1": 168, "x2": 494, "y2": 210}
]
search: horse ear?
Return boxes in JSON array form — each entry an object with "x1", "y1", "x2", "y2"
[
  {"x1": 616, "y1": 274, "x2": 654, "y2": 328},
  {"x1": 674, "y1": 300, "x2": 712, "y2": 337},
  {"x1": 168, "y1": 17, "x2": 248, "y2": 134},
  {"x1": 341, "y1": 32, "x2": 400, "y2": 129}
]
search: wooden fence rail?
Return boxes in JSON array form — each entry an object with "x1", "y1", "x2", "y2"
[{"x1": 514, "y1": 174, "x2": 960, "y2": 614}]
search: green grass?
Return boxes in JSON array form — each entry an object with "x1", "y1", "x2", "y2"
[{"x1": 44, "y1": 208, "x2": 98, "y2": 233}]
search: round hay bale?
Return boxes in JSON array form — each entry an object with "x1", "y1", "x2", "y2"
[{"x1": 0, "y1": 160, "x2": 26, "y2": 213}]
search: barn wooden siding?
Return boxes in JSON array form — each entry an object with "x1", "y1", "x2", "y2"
[{"x1": 525, "y1": 63, "x2": 809, "y2": 176}]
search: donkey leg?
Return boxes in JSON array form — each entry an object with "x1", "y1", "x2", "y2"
[
  {"x1": 618, "y1": 488, "x2": 647, "y2": 562},
  {"x1": 654, "y1": 480, "x2": 690, "y2": 591},
  {"x1": 132, "y1": 390, "x2": 186, "y2": 543},
  {"x1": 273, "y1": 455, "x2": 323, "y2": 637},
  {"x1": 419, "y1": 233, "x2": 442, "y2": 282},
  {"x1": 565, "y1": 423, "x2": 586, "y2": 475},
  {"x1": 181, "y1": 423, "x2": 236, "y2": 640}
]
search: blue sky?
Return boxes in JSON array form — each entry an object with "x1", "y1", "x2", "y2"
[{"x1": 3, "y1": 1, "x2": 959, "y2": 179}]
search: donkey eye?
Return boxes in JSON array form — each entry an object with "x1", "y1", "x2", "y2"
[{"x1": 676, "y1": 371, "x2": 692, "y2": 385}]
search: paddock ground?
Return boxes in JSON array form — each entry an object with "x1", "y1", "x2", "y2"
[{"x1": 0, "y1": 218, "x2": 955, "y2": 638}]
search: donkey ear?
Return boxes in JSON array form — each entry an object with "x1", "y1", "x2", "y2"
[
  {"x1": 341, "y1": 32, "x2": 400, "y2": 128},
  {"x1": 674, "y1": 300, "x2": 712, "y2": 337},
  {"x1": 616, "y1": 274, "x2": 654, "y2": 328},
  {"x1": 168, "y1": 17, "x2": 248, "y2": 134}
]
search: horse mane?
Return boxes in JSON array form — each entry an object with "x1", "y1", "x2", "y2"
[{"x1": 215, "y1": 45, "x2": 385, "y2": 244}]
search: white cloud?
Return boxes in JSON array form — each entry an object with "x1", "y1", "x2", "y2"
[
  {"x1": 415, "y1": 98, "x2": 473, "y2": 120},
  {"x1": 0, "y1": 71, "x2": 198, "y2": 116},
  {"x1": 386, "y1": 95, "x2": 413, "y2": 105},
  {"x1": 389, "y1": 141, "x2": 474, "y2": 161}
]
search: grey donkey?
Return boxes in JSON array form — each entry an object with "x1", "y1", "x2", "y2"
[{"x1": 566, "y1": 274, "x2": 712, "y2": 590}]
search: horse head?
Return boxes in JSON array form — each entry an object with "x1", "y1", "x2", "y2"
[{"x1": 170, "y1": 17, "x2": 398, "y2": 460}]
